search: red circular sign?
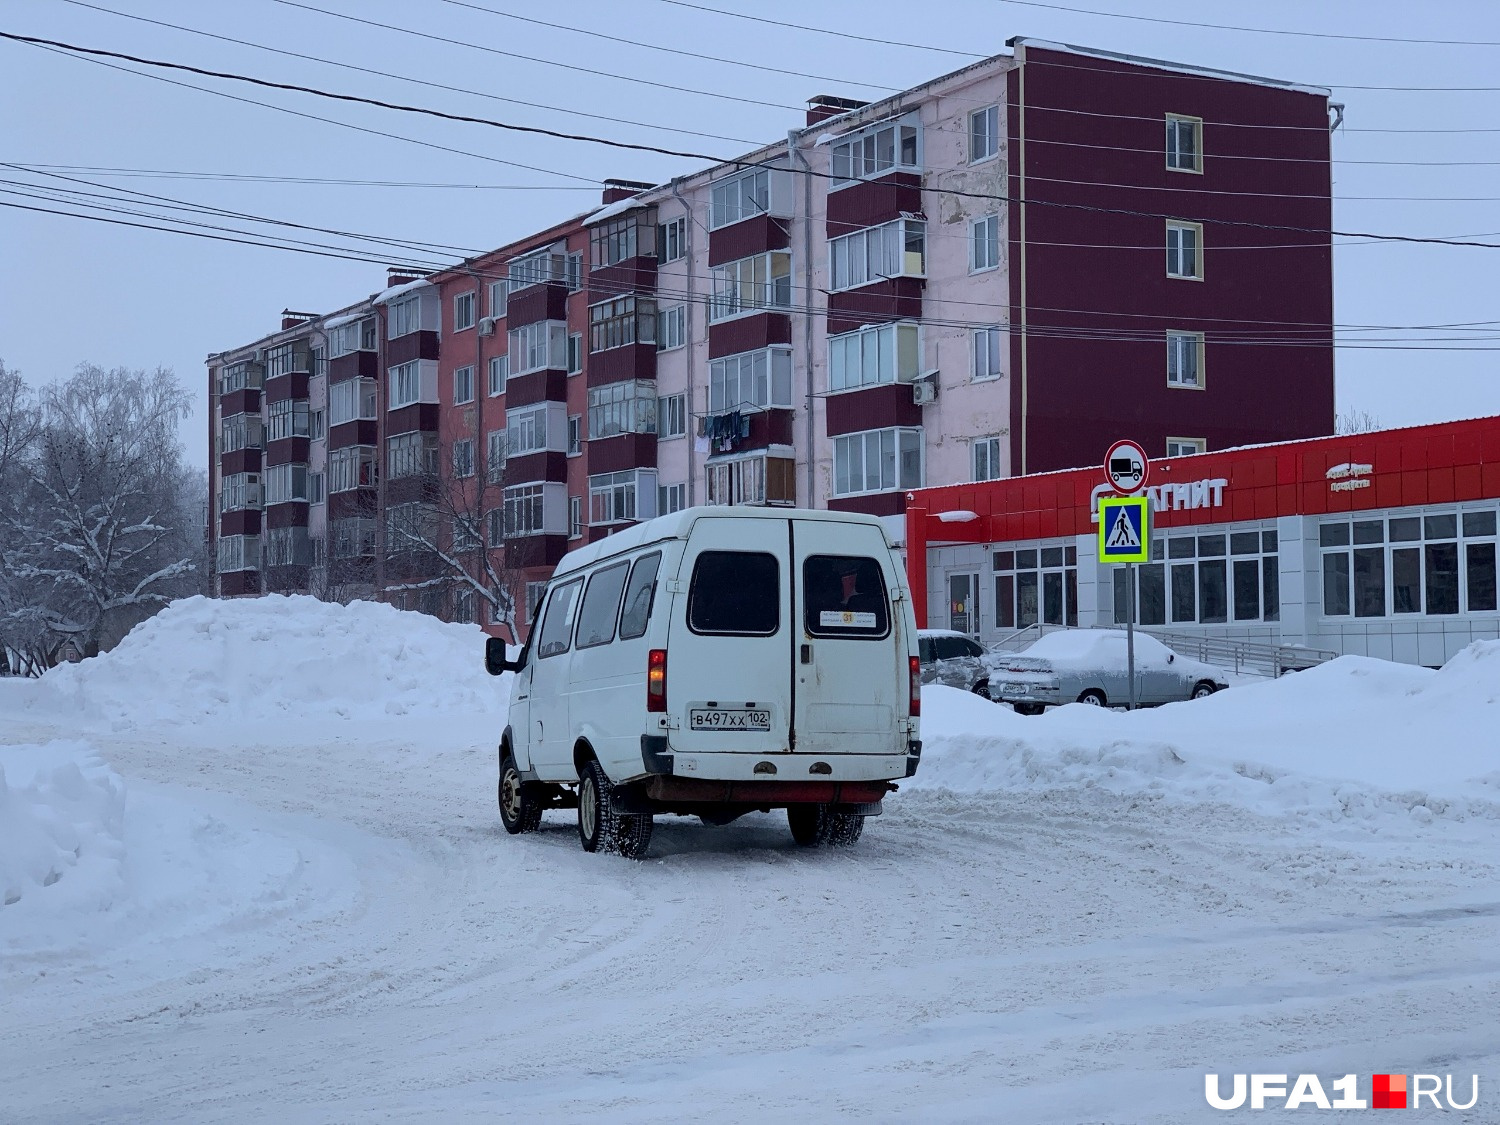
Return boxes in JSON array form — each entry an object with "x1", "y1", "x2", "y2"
[{"x1": 1104, "y1": 439, "x2": 1150, "y2": 494}]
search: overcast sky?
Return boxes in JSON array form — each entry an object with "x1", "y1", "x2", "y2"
[{"x1": 4, "y1": 0, "x2": 1498, "y2": 468}]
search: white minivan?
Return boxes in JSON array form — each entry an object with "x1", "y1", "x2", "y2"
[{"x1": 484, "y1": 506, "x2": 922, "y2": 857}]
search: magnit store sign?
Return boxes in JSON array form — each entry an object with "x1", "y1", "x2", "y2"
[{"x1": 1205, "y1": 1072, "x2": 1480, "y2": 1110}]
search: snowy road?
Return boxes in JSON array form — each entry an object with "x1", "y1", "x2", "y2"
[{"x1": 5, "y1": 710, "x2": 1498, "y2": 1123}]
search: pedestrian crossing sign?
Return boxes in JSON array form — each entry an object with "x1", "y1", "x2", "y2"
[{"x1": 1098, "y1": 495, "x2": 1150, "y2": 564}]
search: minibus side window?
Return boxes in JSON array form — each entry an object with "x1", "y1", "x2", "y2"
[
  {"x1": 618, "y1": 552, "x2": 662, "y2": 641},
  {"x1": 575, "y1": 561, "x2": 631, "y2": 650},
  {"x1": 803, "y1": 555, "x2": 890, "y2": 638},
  {"x1": 687, "y1": 551, "x2": 780, "y2": 636},
  {"x1": 535, "y1": 577, "x2": 583, "y2": 658}
]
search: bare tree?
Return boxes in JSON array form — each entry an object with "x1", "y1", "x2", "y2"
[
  {"x1": 4, "y1": 364, "x2": 198, "y2": 666},
  {"x1": 383, "y1": 432, "x2": 519, "y2": 638},
  {"x1": 1335, "y1": 407, "x2": 1382, "y2": 435},
  {"x1": 0, "y1": 361, "x2": 44, "y2": 673}
]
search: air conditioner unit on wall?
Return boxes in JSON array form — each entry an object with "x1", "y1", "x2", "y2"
[
  {"x1": 478, "y1": 317, "x2": 497, "y2": 337},
  {"x1": 912, "y1": 377, "x2": 938, "y2": 406}
]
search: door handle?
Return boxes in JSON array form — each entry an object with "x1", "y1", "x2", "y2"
[{"x1": 800, "y1": 644, "x2": 812, "y2": 664}]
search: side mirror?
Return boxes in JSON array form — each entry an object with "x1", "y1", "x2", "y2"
[
  {"x1": 484, "y1": 636, "x2": 523, "y2": 676},
  {"x1": 1167, "y1": 653, "x2": 1175, "y2": 664}
]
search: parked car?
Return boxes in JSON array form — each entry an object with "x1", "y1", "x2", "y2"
[
  {"x1": 917, "y1": 629, "x2": 994, "y2": 700},
  {"x1": 990, "y1": 630, "x2": 1229, "y2": 714}
]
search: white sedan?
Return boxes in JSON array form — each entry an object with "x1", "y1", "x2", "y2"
[{"x1": 989, "y1": 630, "x2": 1229, "y2": 715}]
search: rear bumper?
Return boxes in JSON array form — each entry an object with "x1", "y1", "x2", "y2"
[
  {"x1": 642, "y1": 776, "x2": 894, "y2": 807},
  {"x1": 638, "y1": 735, "x2": 918, "y2": 784}
]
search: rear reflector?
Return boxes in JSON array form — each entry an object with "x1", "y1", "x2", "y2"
[
  {"x1": 909, "y1": 655, "x2": 921, "y2": 717},
  {"x1": 647, "y1": 648, "x2": 667, "y2": 712}
]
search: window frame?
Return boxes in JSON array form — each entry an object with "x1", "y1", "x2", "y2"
[
  {"x1": 708, "y1": 347, "x2": 794, "y2": 413},
  {"x1": 829, "y1": 113, "x2": 921, "y2": 188},
  {"x1": 828, "y1": 322, "x2": 921, "y2": 392},
  {"x1": 709, "y1": 168, "x2": 770, "y2": 230},
  {"x1": 969, "y1": 105, "x2": 1000, "y2": 164},
  {"x1": 972, "y1": 437, "x2": 1003, "y2": 483},
  {"x1": 1166, "y1": 437, "x2": 1206, "y2": 457},
  {"x1": 452, "y1": 364, "x2": 475, "y2": 405},
  {"x1": 1166, "y1": 113, "x2": 1203, "y2": 174},
  {"x1": 1166, "y1": 331, "x2": 1205, "y2": 390},
  {"x1": 828, "y1": 218, "x2": 926, "y2": 292},
  {"x1": 1166, "y1": 220, "x2": 1203, "y2": 280},
  {"x1": 709, "y1": 251, "x2": 793, "y2": 323},
  {"x1": 658, "y1": 216, "x2": 686, "y2": 262},
  {"x1": 832, "y1": 426, "x2": 924, "y2": 498},
  {"x1": 657, "y1": 304, "x2": 686, "y2": 352},
  {"x1": 969, "y1": 214, "x2": 1000, "y2": 273},
  {"x1": 452, "y1": 290, "x2": 476, "y2": 332},
  {"x1": 658, "y1": 393, "x2": 687, "y2": 439}
]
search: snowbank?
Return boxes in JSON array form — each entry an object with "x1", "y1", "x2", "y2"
[
  {"x1": 913, "y1": 641, "x2": 1500, "y2": 823},
  {"x1": 24, "y1": 595, "x2": 507, "y2": 729},
  {"x1": 0, "y1": 741, "x2": 125, "y2": 916}
]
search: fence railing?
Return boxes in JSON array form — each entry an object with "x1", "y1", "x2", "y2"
[{"x1": 983, "y1": 621, "x2": 1338, "y2": 677}]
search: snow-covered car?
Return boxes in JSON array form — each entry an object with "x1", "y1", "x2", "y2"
[
  {"x1": 991, "y1": 630, "x2": 1229, "y2": 714},
  {"x1": 917, "y1": 629, "x2": 993, "y2": 699}
]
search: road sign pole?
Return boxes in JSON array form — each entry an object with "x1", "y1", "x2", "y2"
[{"x1": 1127, "y1": 561, "x2": 1137, "y2": 711}]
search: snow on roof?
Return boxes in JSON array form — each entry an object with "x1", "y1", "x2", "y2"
[
  {"x1": 584, "y1": 194, "x2": 652, "y2": 226},
  {"x1": 372, "y1": 278, "x2": 432, "y2": 305},
  {"x1": 323, "y1": 311, "x2": 367, "y2": 330}
]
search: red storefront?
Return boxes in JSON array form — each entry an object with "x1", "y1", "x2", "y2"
[{"x1": 905, "y1": 416, "x2": 1500, "y2": 667}]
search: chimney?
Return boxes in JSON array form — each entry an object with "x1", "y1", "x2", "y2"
[
  {"x1": 281, "y1": 309, "x2": 319, "y2": 331},
  {"x1": 386, "y1": 268, "x2": 424, "y2": 289},
  {"x1": 806, "y1": 94, "x2": 869, "y2": 128},
  {"x1": 601, "y1": 177, "x2": 656, "y2": 206}
]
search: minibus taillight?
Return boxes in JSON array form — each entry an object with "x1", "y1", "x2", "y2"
[
  {"x1": 647, "y1": 649, "x2": 667, "y2": 713},
  {"x1": 909, "y1": 655, "x2": 921, "y2": 717}
]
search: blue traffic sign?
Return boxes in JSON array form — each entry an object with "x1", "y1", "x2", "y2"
[{"x1": 1098, "y1": 496, "x2": 1150, "y2": 564}]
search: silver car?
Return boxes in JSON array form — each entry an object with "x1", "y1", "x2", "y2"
[
  {"x1": 991, "y1": 630, "x2": 1229, "y2": 714},
  {"x1": 917, "y1": 629, "x2": 994, "y2": 699}
]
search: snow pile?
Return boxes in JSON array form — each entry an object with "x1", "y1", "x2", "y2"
[
  {"x1": 914, "y1": 640, "x2": 1500, "y2": 823},
  {"x1": 0, "y1": 741, "x2": 126, "y2": 916},
  {"x1": 27, "y1": 595, "x2": 507, "y2": 729}
]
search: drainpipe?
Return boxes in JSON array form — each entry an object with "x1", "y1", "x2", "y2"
[
  {"x1": 670, "y1": 176, "x2": 696, "y2": 507},
  {"x1": 789, "y1": 129, "x2": 815, "y2": 508},
  {"x1": 465, "y1": 263, "x2": 487, "y2": 629},
  {"x1": 1017, "y1": 58, "x2": 1030, "y2": 477}
]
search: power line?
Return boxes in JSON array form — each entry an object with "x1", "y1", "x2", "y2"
[
  {"x1": 433, "y1": 0, "x2": 899, "y2": 92},
  {"x1": 1021, "y1": 56, "x2": 1500, "y2": 93},
  {"x1": 15, "y1": 31, "x2": 1500, "y2": 251},
  {"x1": 996, "y1": 0, "x2": 1500, "y2": 48},
  {"x1": 51, "y1": 0, "x2": 766, "y2": 147},
  {"x1": 265, "y1": 0, "x2": 803, "y2": 112},
  {"x1": 4, "y1": 164, "x2": 599, "y2": 190},
  {"x1": 651, "y1": 0, "x2": 984, "y2": 58}
]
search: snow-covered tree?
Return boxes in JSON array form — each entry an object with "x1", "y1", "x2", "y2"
[{"x1": 3, "y1": 364, "x2": 198, "y2": 667}]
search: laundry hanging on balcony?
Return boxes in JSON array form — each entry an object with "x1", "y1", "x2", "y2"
[{"x1": 697, "y1": 410, "x2": 752, "y2": 453}]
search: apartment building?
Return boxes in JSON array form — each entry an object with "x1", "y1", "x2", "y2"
[{"x1": 207, "y1": 41, "x2": 1336, "y2": 639}]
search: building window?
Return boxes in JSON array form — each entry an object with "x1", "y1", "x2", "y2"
[
  {"x1": 589, "y1": 295, "x2": 657, "y2": 353},
  {"x1": 266, "y1": 398, "x2": 310, "y2": 441},
  {"x1": 831, "y1": 114, "x2": 920, "y2": 186},
  {"x1": 487, "y1": 429, "x2": 507, "y2": 482},
  {"x1": 829, "y1": 218, "x2": 925, "y2": 291},
  {"x1": 385, "y1": 501, "x2": 437, "y2": 554},
  {"x1": 1166, "y1": 113, "x2": 1202, "y2": 173},
  {"x1": 705, "y1": 453, "x2": 796, "y2": 507},
  {"x1": 220, "y1": 413, "x2": 264, "y2": 454},
  {"x1": 1166, "y1": 437, "x2": 1206, "y2": 457},
  {"x1": 330, "y1": 378, "x2": 377, "y2": 425},
  {"x1": 329, "y1": 317, "x2": 375, "y2": 358},
  {"x1": 388, "y1": 361, "x2": 428, "y2": 409},
  {"x1": 1167, "y1": 221, "x2": 1202, "y2": 279},
  {"x1": 709, "y1": 251, "x2": 793, "y2": 322},
  {"x1": 1117, "y1": 529, "x2": 1277, "y2": 627},
  {"x1": 508, "y1": 320, "x2": 567, "y2": 375},
  {"x1": 833, "y1": 427, "x2": 923, "y2": 497},
  {"x1": 507, "y1": 249, "x2": 567, "y2": 291},
  {"x1": 710, "y1": 168, "x2": 770, "y2": 229},
  {"x1": 566, "y1": 251, "x2": 584, "y2": 292},
  {"x1": 970, "y1": 105, "x2": 1000, "y2": 163},
  {"x1": 995, "y1": 542, "x2": 1079, "y2": 629},
  {"x1": 1167, "y1": 331, "x2": 1204, "y2": 388},
  {"x1": 591, "y1": 469, "x2": 660, "y2": 526},
  {"x1": 332, "y1": 518, "x2": 376, "y2": 559},
  {"x1": 828, "y1": 322, "x2": 920, "y2": 392},
  {"x1": 503, "y1": 482, "x2": 565, "y2": 537},
  {"x1": 567, "y1": 333, "x2": 583, "y2": 374},
  {"x1": 309, "y1": 471, "x2": 325, "y2": 505},
  {"x1": 453, "y1": 364, "x2": 475, "y2": 405},
  {"x1": 264, "y1": 342, "x2": 307, "y2": 379},
  {"x1": 588, "y1": 380, "x2": 658, "y2": 440},
  {"x1": 972, "y1": 327, "x2": 1003, "y2": 381},
  {"x1": 658, "y1": 304, "x2": 686, "y2": 351},
  {"x1": 453, "y1": 439, "x2": 475, "y2": 479},
  {"x1": 488, "y1": 353, "x2": 508, "y2": 396},
  {"x1": 659, "y1": 481, "x2": 687, "y2": 515},
  {"x1": 453, "y1": 291, "x2": 476, "y2": 332},
  {"x1": 659, "y1": 216, "x2": 686, "y2": 261},
  {"x1": 309, "y1": 409, "x2": 326, "y2": 441},
  {"x1": 506, "y1": 401, "x2": 565, "y2": 456},
  {"x1": 218, "y1": 360, "x2": 263, "y2": 396},
  {"x1": 709, "y1": 347, "x2": 793, "y2": 413},
  {"x1": 487, "y1": 507, "x2": 505, "y2": 548},
  {"x1": 386, "y1": 431, "x2": 438, "y2": 480},
  {"x1": 562, "y1": 413, "x2": 580, "y2": 457},
  {"x1": 568, "y1": 495, "x2": 583, "y2": 539},
  {"x1": 972, "y1": 438, "x2": 1003, "y2": 483},
  {"x1": 487, "y1": 279, "x2": 507, "y2": 318},
  {"x1": 658, "y1": 393, "x2": 687, "y2": 439},
  {"x1": 970, "y1": 215, "x2": 1000, "y2": 273},
  {"x1": 1319, "y1": 510, "x2": 1497, "y2": 618},
  {"x1": 217, "y1": 534, "x2": 261, "y2": 574},
  {"x1": 591, "y1": 212, "x2": 654, "y2": 268},
  {"x1": 264, "y1": 526, "x2": 312, "y2": 568},
  {"x1": 219, "y1": 472, "x2": 261, "y2": 513},
  {"x1": 328, "y1": 445, "x2": 376, "y2": 492},
  {"x1": 388, "y1": 294, "x2": 422, "y2": 339},
  {"x1": 264, "y1": 463, "x2": 309, "y2": 504}
]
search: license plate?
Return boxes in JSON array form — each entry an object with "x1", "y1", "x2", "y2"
[
  {"x1": 689, "y1": 707, "x2": 771, "y2": 731},
  {"x1": 1004, "y1": 682, "x2": 1029, "y2": 695}
]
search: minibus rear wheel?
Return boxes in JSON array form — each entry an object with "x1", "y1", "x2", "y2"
[{"x1": 788, "y1": 804, "x2": 864, "y2": 847}]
